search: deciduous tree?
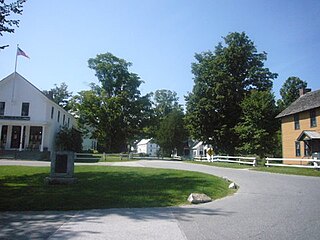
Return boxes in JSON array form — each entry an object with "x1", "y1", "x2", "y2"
[
  {"x1": 277, "y1": 76, "x2": 307, "y2": 110},
  {"x1": 0, "y1": 0, "x2": 26, "y2": 50},
  {"x1": 185, "y1": 32, "x2": 277, "y2": 154},
  {"x1": 234, "y1": 90, "x2": 279, "y2": 158},
  {"x1": 72, "y1": 53, "x2": 152, "y2": 153},
  {"x1": 44, "y1": 82, "x2": 72, "y2": 110},
  {"x1": 156, "y1": 109, "x2": 188, "y2": 157}
]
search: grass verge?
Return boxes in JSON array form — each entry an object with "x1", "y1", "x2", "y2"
[
  {"x1": 186, "y1": 160, "x2": 253, "y2": 169},
  {"x1": 187, "y1": 160, "x2": 320, "y2": 177},
  {"x1": 253, "y1": 166, "x2": 320, "y2": 177},
  {"x1": 0, "y1": 165, "x2": 233, "y2": 211}
]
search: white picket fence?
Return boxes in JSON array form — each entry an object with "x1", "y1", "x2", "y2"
[
  {"x1": 265, "y1": 157, "x2": 320, "y2": 169},
  {"x1": 194, "y1": 155, "x2": 257, "y2": 166}
]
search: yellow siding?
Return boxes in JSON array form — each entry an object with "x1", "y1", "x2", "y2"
[{"x1": 281, "y1": 107, "x2": 320, "y2": 163}]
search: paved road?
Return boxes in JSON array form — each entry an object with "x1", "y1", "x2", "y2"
[{"x1": 0, "y1": 160, "x2": 320, "y2": 240}]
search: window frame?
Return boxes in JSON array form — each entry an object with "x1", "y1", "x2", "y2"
[
  {"x1": 295, "y1": 141, "x2": 301, "y2": 157},
  {"x1": 294, "y1": 114, "x2": 300, "y2": 130},
  {"x1": 21, "y1": 102, "x2": 30, "y2": 117},
  {"x1": 304, "y1": 142, "x2": 311, "y2": 157},
  {"x1": 310, "y1": 109, "x2": 317, "y2": 128},
  {"x1": 57, "y1": 110, "x2": 60, "y2": 122},
  {"x1": 51, "y1": 107, "x2": 54, "y2": 119},
  {"x1": 0, "y1": 102, "x2": 5, "y2": 116}
]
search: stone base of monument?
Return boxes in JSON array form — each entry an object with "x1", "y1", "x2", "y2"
[
  {"x1": 45, "y1": 151, "x2": 78, "y2": 185},
  {"x1": 44, "y1": 176, "x2": 78, "y2": 184}
]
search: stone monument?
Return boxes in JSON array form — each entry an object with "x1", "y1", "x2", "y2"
[{"x1": 45, "y1": 151, "x2": 77, "y2": 184}]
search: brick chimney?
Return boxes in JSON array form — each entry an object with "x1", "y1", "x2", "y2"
[{"x1": 299, "y1": 88, "x2": 311, "y2": 97}]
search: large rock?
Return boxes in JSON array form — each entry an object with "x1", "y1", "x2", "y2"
[
  {"x1": 187, "y1": 193, "x2": 212, "y2": 204},
  {"x1": 228, "y1": 182, "x2": 239, "y2": 189}
]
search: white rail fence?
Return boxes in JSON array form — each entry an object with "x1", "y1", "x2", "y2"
[
  {"x1": 75, "y1": 153, "x2": 103, "y2": 162},
  {"x1": 194, "y1": 155, "x2": 257, "y2": 166},
  {"x1": 265, "y1": 157, "x2": 320, "y2": 169},
  {"x1": 75, "y1": 153, "x2": 130, "y2": 162}
]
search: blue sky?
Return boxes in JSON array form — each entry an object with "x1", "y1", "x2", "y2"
[{"x1": 1, "y1": 0, "x2": 320, "y2": 107}]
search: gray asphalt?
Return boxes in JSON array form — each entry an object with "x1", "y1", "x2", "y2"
[{"x1": 0, "y1": 160, "x2": 320, "y2": 240}]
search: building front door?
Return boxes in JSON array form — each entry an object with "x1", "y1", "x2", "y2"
[
  {"x1": 11, "y1": 126, "x2": 21, "y2": 149},
  {"x1": 1, "y1": 125, "x2": 8, "y2": 149}
]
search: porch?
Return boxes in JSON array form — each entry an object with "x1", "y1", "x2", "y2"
[
  {"x1": 297, "y1": 131, "x2": 320, "y2": 157},
  {"x1": 0, "y1": 123, "x2": 48, "y2": 152}
]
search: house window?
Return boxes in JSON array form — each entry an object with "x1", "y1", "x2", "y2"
[
  {"x1": 51, "y1": 107, "x2": 54, "y2": 119},
  {"x1": 63, "y1": 114, "x2": 65, "y2": 125},
  {"x1": 310, "y1": 109, "x2": 317, "y2": 128},
  {"x1": 304, "y1": 142, "x2": 310, "y2": 157},
  {"x1": 294, "y1": 114, "x2": 300, "y2": 130},
  {"x1": 0, "y1": 102, "x2": 5, "y2": 116},
  {"x1": 21, "y1": 102, "x2": 30, "y2": 116},
  {"x1": 57, "y1": 111, "x2": 60, "y2": 122},
  {"x1": 67, "y1": 117, "x2": 70, "y2": 127},
  {"x1": 295, "y1": 141, "x2": 301, "y2": 157}
]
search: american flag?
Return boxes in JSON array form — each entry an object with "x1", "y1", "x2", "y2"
[{"x1": 17, "y1": 47, "x2": 30, "y2": 59}]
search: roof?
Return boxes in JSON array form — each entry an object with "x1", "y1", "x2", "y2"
[
  {"x1": 192, "y1": 141, "x2": 203, "y2": 149},
  {"x1": 276, "y1": 89, "x2": 320, "y2": 118},
  {"x1": 0, "y1": 72, "x2": 71, "y2": 114},
  {"x1": 137, "y1": 139, "x2": 152, "y2": 145},
  {"x1": 297, "y1": 131, "x2": 320, "y2": 141}
]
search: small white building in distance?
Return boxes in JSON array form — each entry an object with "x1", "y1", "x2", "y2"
[
  {"x1": 0, "y1": 72, "x2": 76, "y2": 152},
  {"x1": 136, "y1": 139, "x2": 160, "y2": 157},
  {"x1": 192, "y1": 141, "x2": 212, "y2": 159}
]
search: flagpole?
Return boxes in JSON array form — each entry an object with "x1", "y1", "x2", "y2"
[
  {"x1": 12, "y1": 44, "x2": 18, "y2": 102},
  {"x1": 14, "y1": 44, "x2": 19, "y2": 73}
]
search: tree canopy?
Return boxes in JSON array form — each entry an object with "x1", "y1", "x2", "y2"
[
  {"x1": 0, "y1": 0, "x2": 26, "y2": 50},
  {"x1": 234, "y1": 90, "x2": 279, "y2": 158},
  {"x1": 277, "y1": 76, "x2": 308, "y2": 110},
  {"x1": 43, "y1": 82, "x2": 72, "y2": 110},
  {"x1": 153, "y1": 89, "x2": 181, "y2": 119},
  {"x1": 72, "y1": 53, "x2": 152, "y2": 153},
  {"x1": 185, "y1": 32, "x2": 278, "y2": 155},
  {"x1": 156, "y1": 108, "x2": 188, "y2": 157}
]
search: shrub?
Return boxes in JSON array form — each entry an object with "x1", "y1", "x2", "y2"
[{"x1": 56, "y1": 126, "x2": 82, "y2": 152}]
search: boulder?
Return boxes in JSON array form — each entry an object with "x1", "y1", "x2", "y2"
[
  {"x1": 228, "y1": 182, "x2": 239, "y2": 189},
  {"x1": 187, "y1": 193, "x2": 212, "y2": 204},
  {"x1": 222, "y1": 176, "x2": 231, "y2": 182}
]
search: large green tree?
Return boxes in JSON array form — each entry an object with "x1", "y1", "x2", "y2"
[
  {"x1": 185, "y1": 32, "x2": 278, "y2": 154},
  {"x1": 234, "y1": 90, "x2": 279, "y2": 158},
  {"x1": 153, "y1": 89, "x2": 181, "y2": 119},
  {"x1": 144, "y1": 89, "x2": 182, "y2": 138},
  {"x1": 43, "y1": 82, "x2": 72, "y2": 110},
  {"x1": 0, "y1": 0, "x2": 26, "y2": 50},
  {"x1": 156, "y1": 109, "x2": 188, "y2": 157},
  {"x1": 277, "y1": 76, "x2": 308, "y2": 110},
  {"x1": 72, "y1": 53, "x2": 152, "y2": 153}
]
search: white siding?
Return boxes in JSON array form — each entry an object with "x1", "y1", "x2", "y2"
[{"x1": 0, "y1": 73, "x2": 76, "y2": 152}]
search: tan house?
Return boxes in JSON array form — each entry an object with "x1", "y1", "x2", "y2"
[{"x1": 276, "y1": 89, "x2": 320, "y2": 161}]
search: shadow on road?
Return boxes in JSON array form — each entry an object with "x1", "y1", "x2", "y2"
[{"x1": 0, "y1": 206, "x2": 234, "y2": 239}]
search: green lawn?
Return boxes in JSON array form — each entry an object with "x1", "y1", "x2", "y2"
[
  {"x1": 253, "y1": 166, "x2": 320, "y2": 177},
  {"x1": 186, "y1": 160, "x2": 254, "y2": 169},
  {"x1": 186, "y1": 160, "x2": 320, "y2": 177},
  {"x1": 0, "y1": 165, "x2": 233, "y2": 211}
]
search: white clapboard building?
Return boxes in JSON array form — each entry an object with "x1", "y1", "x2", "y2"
[
  {"x1": 0, "y1": 72, "x2": 76, "y2": 152},
  {"x1": 136, "y1": 139, "x2": 160, "y2": 157}
]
